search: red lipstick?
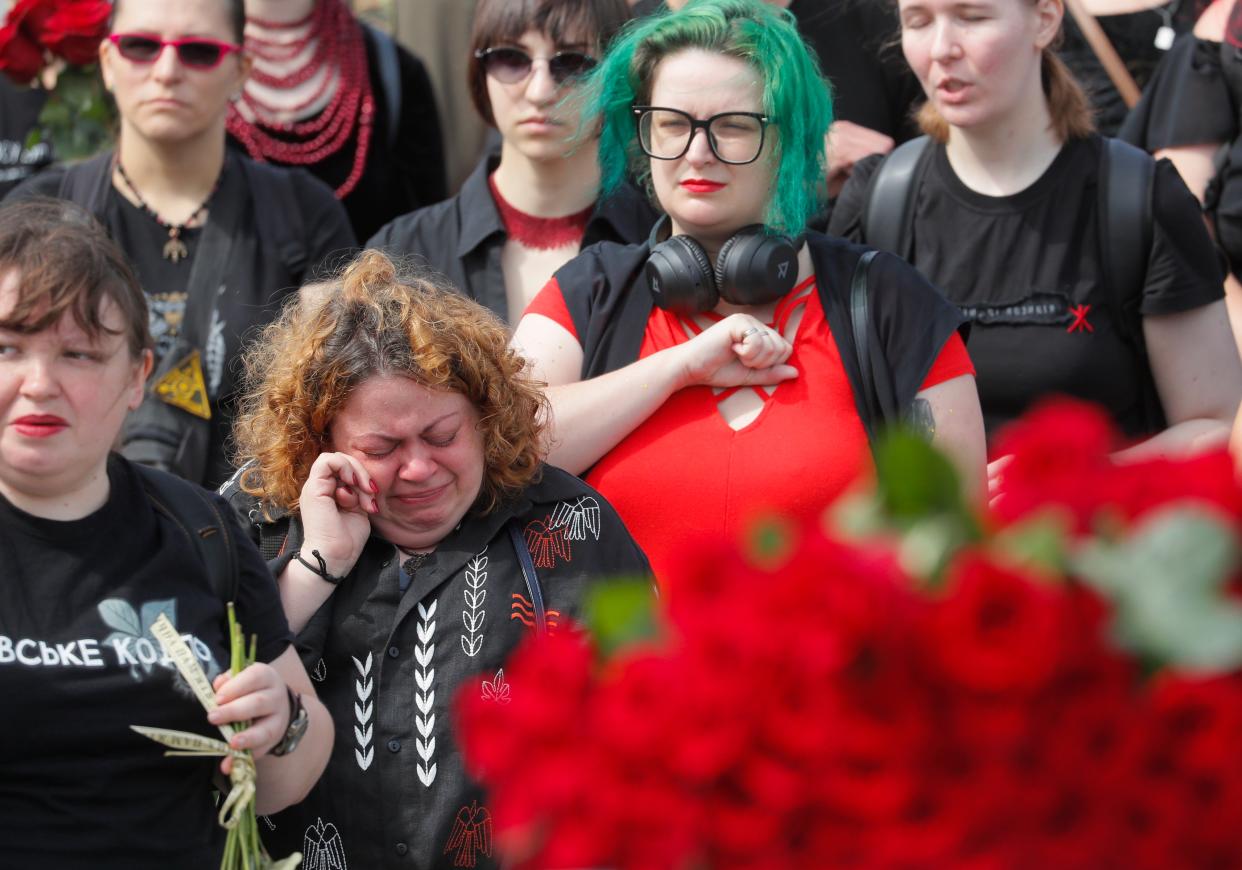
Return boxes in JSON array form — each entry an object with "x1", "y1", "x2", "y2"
[
  {"x1": 12, "y1": 414, "x2": 68, "y2": 438},
  {"x1": 681, "y1": 179, "x2": 726, "y2": 193}
]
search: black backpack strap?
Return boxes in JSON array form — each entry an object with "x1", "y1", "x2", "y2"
[
  {"x1": 863, "y1": 135, "x2": 931, "y2": 256},
  {"x1": 136, "y1": 463, "x2": 239, "y2": 602},
  {"x1": 239, "y1": 158, "x2": 308, "y2": 278},
  {"x1": 849, "y1": 250, "x2": 882, "y2": 443},
  {"x1": 363, "y1": 23, "x2": 402, "y2": 151},
  {"x1": 1100, "y1": 137, "x2": 1154, "y2": 346},
  {"x1": 1100, "y1": 136, "x2": 1164, "y2": 431},
  {"x1": 57, "y1": 152, "x2": 114, "y2": 217},
  {"x1": 506, "y1": 520, "x2": 547, "y2": 635}
]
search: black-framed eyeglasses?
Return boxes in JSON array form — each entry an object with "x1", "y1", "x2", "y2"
[
  {"x1": 474, "y1": 46, "x2": 598, "y2": 86},
  {"x1": 633, "y1": 106, "x2": 770, "y2": 165}
]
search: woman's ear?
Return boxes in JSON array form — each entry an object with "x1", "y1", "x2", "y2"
[
  {"x1": 128, "y1": 349, "x2": 154, "y2": 411},
  {"x1": 1033, "y1": 0, "x2": 1064, "y2": 49},
  {"x1": 99, "y1": 37, "x2": 116, "y2": 93},
  {"x1": 236, "y1": 50, "x2": 254, "y2": 88}
]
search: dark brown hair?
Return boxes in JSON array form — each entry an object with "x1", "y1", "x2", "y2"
[
  {"x1": 0, "y1": 198, "x2": 151, "y2": 360},
  {"x1": 468, "y1": 0, "x2": 631, "y2": 126},
  {"x1": 233, "y1": 250, "x2": 550, "y2": 517}
]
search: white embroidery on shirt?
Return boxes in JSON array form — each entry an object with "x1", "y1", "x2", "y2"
[
  {"x1": 351, "y1": 652, "x2": 374, "y2": 772},
  {"x1": 461, "y1": 547, "x2": 488, "y2": 657},
  {"x1": 303, "y1": 816, "x2": 348, "y2": 870},
  {"x1": 481, "y1": 668, "x2": 510, "y2": 704},
  {"x1": 550, "y1": 496, "x2": 602, "y2": 541},
  {"x1": 415, "y1": 599, "x2": 438, "y2": 787}
]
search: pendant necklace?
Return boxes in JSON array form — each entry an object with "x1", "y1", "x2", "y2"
[
  {"x1": 396, "y1": 546, "x2": 431, "y2": 578},
  {"x1": 115, "y1": 160, "x2": 224, "y2": 263}
]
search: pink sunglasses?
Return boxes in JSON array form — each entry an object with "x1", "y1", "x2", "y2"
[{"x1": 108, "y1": 33, "x2": 242, "y2": 70}]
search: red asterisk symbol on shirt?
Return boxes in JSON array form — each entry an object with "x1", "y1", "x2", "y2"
[{"x1": 1067, "y1": 304, "x2": 1094, "y2": 334}]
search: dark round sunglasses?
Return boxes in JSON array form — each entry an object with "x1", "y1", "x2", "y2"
[
  {"x1": 474, "y1": 46, "x2": 597, "y2": 86},
  {"x1": 108, "y1": 33, "x2": 242, "y2": 70}
]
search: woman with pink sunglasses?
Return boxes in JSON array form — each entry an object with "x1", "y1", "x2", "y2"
[{"x1": 5, "y1": 0, "x2": 356, "y2": 490}]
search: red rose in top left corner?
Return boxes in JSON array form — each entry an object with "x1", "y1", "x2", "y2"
[
  {"x1": 36, "y1": 0, "x2": 109, "y2": 66},
  {"x1": 0, "y1": 22, "x2": 43, "y2": 84}
]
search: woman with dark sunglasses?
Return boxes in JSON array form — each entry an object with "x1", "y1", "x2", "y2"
[
  {"x1": 368, "y1": 0, "x2": 658, "y2": 326},
  {"x1": 512, "y1": 0, "x2": 986, "y2": 586},
  {"x1": 6, "y1": 0, "x2": 356, "y2": 491}
]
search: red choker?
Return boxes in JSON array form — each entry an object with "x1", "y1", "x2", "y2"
[{"x1": 488, "y1": 174, "x2": 594, "y2": 250}]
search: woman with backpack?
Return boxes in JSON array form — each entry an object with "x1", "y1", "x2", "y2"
[
  {"x1": 511, "y1": 0, "x2": 986, "y2": 585},
  {"x1": 0, "y1": 198, "x2": 331, "y2": 870},
  {"x1": 828, "y1": 0, "x2": 1241, "y2": 487},
  {"x1": 6, "y1": 0, "x2": 357, "y2": 490}
]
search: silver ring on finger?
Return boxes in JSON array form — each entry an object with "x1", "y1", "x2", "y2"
[{"x1": 741, "y1": 326, "x2": 762, "y2": 340}]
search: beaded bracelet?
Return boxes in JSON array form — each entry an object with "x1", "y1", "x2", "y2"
[{"x1": 293, "y1": 548, "x2": 348, "y2": 585}]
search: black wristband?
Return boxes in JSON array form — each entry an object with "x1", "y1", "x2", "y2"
[
  {"x1": 270, "y1": 687, "x2": 308, "y2": 757},
  {"x1": 293, "y1": 548, "x2": 349, "y2": 585}
]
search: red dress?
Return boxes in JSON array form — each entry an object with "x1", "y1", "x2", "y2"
[{"x1": 527, "y1": 274, "x2": 974, "y2": 586}]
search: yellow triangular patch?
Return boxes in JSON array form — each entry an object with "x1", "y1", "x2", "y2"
[{"x1": 153, "y1": 349, "x2": 212, "y2": 420}]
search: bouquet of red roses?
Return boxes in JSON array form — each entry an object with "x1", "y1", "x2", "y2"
[
  {"x1": 0, "y1": 0, "x2": 114, "y2": 160},
  {"x1": 457, "y1": 399, "x2": 1242, "y2": 869}
]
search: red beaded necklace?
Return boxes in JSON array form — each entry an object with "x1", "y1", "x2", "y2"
[
  {"x1": 488, "y1": 173, "x2": 594, "y2": 251},
  {"x1": 226, "y1": 0, "x2": 374, "y2": 199}
]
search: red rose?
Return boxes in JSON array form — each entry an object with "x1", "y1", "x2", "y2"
[
  {"x1": 4, "y1": 0, "x2": 54, "y2": 38},
  {"x1": 0, "y1": 21, "x2": 43, "y2": 83},
  {"x1": 921, "y1": 552, "x2": 1073, "y2": 696},
  {"x1": 989, "y1": 398, "x2": 1117, "y2": 531},
  {"x1": 37, "y1": 0, "x2": 109, "y2": 66}
]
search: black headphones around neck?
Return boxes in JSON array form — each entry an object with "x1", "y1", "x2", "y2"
[{"x1": 643, "y1": 215, "x2": 803, "y2": 314}]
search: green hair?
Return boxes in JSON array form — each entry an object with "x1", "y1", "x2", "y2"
[{"x1": 581, "y1": 0, "x2": 833, "y2": 235}]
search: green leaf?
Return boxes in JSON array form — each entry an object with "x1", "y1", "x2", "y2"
[
  {"x1": 582, "y1": 579, "x2": 660, "y2": 658},
  {"x1": 35, "y1": 65, "x2": 116, "y2": 162},
  {"x1": 873, "y1": 428, "x2": 969, "y2": 522},
  {"x1": 898, "y1": 515, "x2": 967, "y2": 584},
  {"x1": 1074, "y1": 507, "x2": 1242, "y2": 671},
  {"x1": 989, "y1": 511, "x2": 1072, "y2": 576},
  {"x1": 828, "y1": 491, "x2": 888, "y2": 539}
]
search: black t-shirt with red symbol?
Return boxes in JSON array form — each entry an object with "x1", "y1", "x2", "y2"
[{"x1": 830, "y1": 135, "x2": 1224, "y2": 439}]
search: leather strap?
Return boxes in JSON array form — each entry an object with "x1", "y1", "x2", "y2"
[
  {"x1": 850, "y1": 250, "x2": 881, "y2": 444},
  {"x1": 506, "y1": 520, "x2": 547, "y2": 635}
]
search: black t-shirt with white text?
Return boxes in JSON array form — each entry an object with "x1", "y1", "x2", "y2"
[
  {"x1": 830, "y1": 135, "x2": 1224, "y2": 437},
  {"x1": 0, "y1": 455, "x2": 292, "y2": 869}
]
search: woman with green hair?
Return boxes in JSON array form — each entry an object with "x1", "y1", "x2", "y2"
[{"x1": 513, "y1": 0, "x2": 985, "y2": 584}]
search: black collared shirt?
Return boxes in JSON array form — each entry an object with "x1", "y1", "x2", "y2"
[
  {"x1": 222, "y1": 465, "x2": 651, "y2": 870},
  {"x1": 367, "y1": 154, "x2": 659, "y2": 322}
]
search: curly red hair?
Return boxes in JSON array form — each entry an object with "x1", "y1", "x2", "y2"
[{"x1": 232, "y1": 250, "x2": 549, "y2": 517}]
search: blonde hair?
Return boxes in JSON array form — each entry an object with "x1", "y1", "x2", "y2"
[{"x1": 232, "y1": 250, "x2": 549, "y2": 518}]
